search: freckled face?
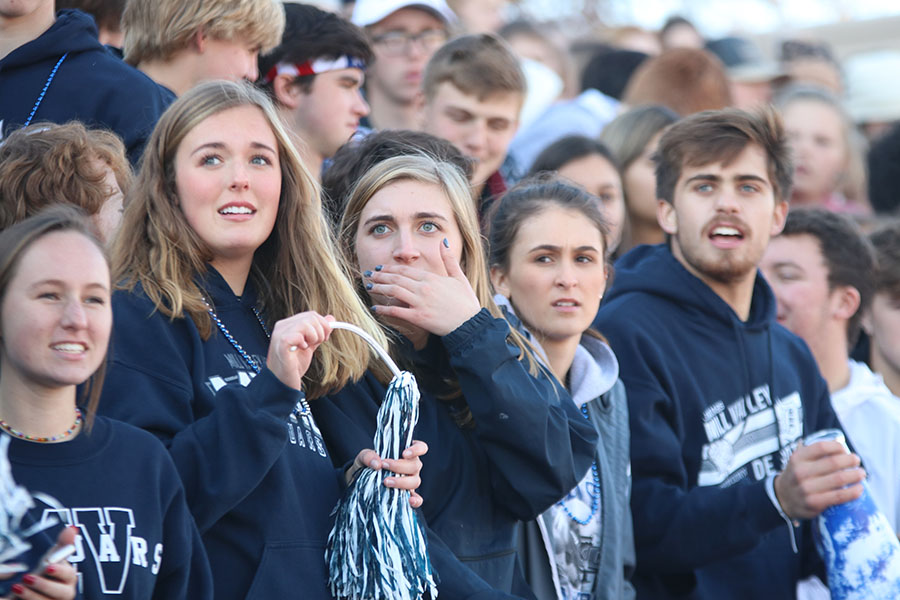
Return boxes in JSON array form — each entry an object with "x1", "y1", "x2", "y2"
[{"x1": 354, "y1": 179, "x2": 464, "y2": 303}]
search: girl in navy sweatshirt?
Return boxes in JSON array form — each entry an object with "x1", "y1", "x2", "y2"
[
  {"x1": 0, "y1": 206, "x2": 212, "y2": 599},
  {"x1": 489, "y1": 178, "x2": 635, "y2": 600},
  {"x1": 313, "y1": 154, "x2": 599, "y2": 598},
  {"x1": 98, "y1": 81, "x2": 425, "y2": 600}
]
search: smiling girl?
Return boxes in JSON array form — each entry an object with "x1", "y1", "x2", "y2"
[{"x1": 0, "y1": 206, "x2": 211, "y2": 599}]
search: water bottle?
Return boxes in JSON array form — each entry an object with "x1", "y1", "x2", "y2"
[{"x1": 806, "y1": 429, "x2": 900, "y2": 599}]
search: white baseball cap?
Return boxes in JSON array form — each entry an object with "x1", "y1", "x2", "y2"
[{"x1": 351, "y1": 0, "x2": 456, "y2": 28}]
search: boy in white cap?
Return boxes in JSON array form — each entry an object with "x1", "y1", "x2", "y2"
[{"x1": 353, "y1": 0, "x2": 455, "y2": 130}]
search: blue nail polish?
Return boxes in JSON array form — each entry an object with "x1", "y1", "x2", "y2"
[
  {"x1": 443, "y1": 238, "x2": 449, "y2": 248},
  {"x1": 375, "y1": 265, "x2": 383, "y2": 271},
  {"x1": 363, "y1": 270, "x2": 372, "y2": 277},
  {"x1": 370, "y1": 305, "x2": 377, "y2": 312},
  {"x1": 365, "y1": 282, "x2": 373, "y2": 290}
]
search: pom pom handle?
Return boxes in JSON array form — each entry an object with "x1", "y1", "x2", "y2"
[{"x1": 331, "y1": 321, "x2": 402, "y2": 378}]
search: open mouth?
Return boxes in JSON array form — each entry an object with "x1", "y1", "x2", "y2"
[
  {"x1": 219, "y1": 206, "x2": 255, "y2": 216},
  {"x1": 709, "y1": 224, "x2": 745, "y2": 247},
  {"x1": 52, "y1": 343, "x2": 86, "y2": 354}
]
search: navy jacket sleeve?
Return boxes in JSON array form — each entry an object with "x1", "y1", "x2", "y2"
[
  {"x1": 441, "y1": 309, "x2": 598, "y2": 520},
  {"x1": 101, "y1": 296, "x2": 300, "y2": 534},
  {"x1": 154, "y1": 450, "x2": 215, "y2": 599},
  {"x1": 599, "y1": 319, "x2": 785, "y2": 573}
]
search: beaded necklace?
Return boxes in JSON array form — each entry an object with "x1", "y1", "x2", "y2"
[
  {"x1": 203, "y1": 300, "x2": 311, "y2": 416},
  {"x1": 23, "y1": 53, "x2": 69, "y2": 127},
  {"x1": 557, "y1": 403, "x2": 600, "y2": 526},
  {"x1": 0, "y1": 407, "x2": 82, "y2": 443}
]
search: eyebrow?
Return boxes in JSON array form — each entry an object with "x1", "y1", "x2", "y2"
[
  {"x1": 362, "y1": 212, "x2": 449, "y2": 226},
  {"x1": 29, "y1": 279, "x2": 110, "y2": 292},
  {"x1": 528, "y1": 244, "x2": 600, "y2": 253},
  {"x1": 768, "y1": 260, "x2": 801, "y2": 270},
  {"x1": 191, "y1": 141, "x2": 277, "y2": 156},
  {"x1": 685, "y1": 173, "x2": 770, "y2": 186}
]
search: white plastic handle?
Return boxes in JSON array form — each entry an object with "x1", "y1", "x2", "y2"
[{"x1": 330, "y1": 321, "x2": 402, "y2": 379}]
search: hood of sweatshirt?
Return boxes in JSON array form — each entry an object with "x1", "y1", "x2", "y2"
[
  {"x1": 606, "y1": 244, "x2": 777, "y2": 332},
  {"x1": 2, "y1": 10, "x2": 102, "y2": 70},
  {"x1": 599, "y1": 244, "x2": 809, "y2": 479},
  {"x1": 494, "y1": 294, "x2": 618, "y2": 406}
]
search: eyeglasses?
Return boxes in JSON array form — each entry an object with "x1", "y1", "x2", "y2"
[{"x1": 371, "y1": 29, "x2": 448, "y2": 57}]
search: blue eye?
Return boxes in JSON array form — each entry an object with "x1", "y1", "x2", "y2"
[
  {"x1": 250, "y1": 155, "x2": 271, "y2": 166},
  {"x1": 201, "y1": 154, "x2": 222, "y2": 166},
  {"x1": 370, "y1": 224, "x2": 389, "y2": 235},
  {"x1": 421, "y1": 222, "x2": 438, "y2": 233}
]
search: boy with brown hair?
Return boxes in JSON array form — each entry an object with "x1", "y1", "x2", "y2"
[
  {"x1": 595, "y1": 107, "x2": 864, "y2": 599},
  {"x1": 421, "y1": 33, "x2": 525, "y2": 210},
  {"x1": 257, "y1": 3, "x2": 372, "y2": 177},
  {"x1": 122, "y1": 0, "x2": 284, "y2": 95}
]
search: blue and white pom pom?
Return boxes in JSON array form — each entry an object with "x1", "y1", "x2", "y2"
[{"x1": 326, "y1": 370, "x2": 437, "y2": 600}]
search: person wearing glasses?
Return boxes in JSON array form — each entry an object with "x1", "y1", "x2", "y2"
[{"x1": 352, "y1": 0, "x2": 455, "y2": 131}]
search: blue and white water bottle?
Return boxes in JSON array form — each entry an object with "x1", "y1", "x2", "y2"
[{"x1": 807, "y1": 428, "x2": 900, "y2": 599}]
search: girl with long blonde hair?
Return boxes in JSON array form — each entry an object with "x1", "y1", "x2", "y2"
[
  {"x1": 313, "y1": 154, "x2": 598, "y2": 597},
  {"x1": 100, "y1": 81, "x2": 425, "y2": 600}
]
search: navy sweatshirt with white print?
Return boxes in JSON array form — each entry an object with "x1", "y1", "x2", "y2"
[
  {"x1": 593, "y1": 244, "x2": 841, "y2": 599},
  {"x1": 100, "y1": 268, "x2": 344, "y2": 600},
  {"x1": 6, "y1": 418, "x2": 213, "y2": 599}
]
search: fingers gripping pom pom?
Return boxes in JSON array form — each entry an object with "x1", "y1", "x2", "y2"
[{"x1": 326, "y1": 372, "x2": 437, "y2": 600}]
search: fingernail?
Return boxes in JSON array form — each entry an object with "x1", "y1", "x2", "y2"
[
  {"x1": 375, "y1": 265, "x2": 383, "y2": 271},
  {"x1": 384, "y1": 478, "x2": 395, "y2": 487},
  {"x1": 22, "y1": 575, "x2": 36, "y2": 585},
  {"x1": 365, "y1": 282, "x2": 373, "y2": 290},
  {"x1": 370, "y1": 305, "x2": 377, "y2": 312},
  {"x1": 11, "y1": 584, "x2": 24, "y2": 594},
  {"x1": 363, "y1": 270, "x2": 372, "y2": 277},
  {"x1": 45, "y1": 564, "x2": 57, "y2": 574},
  {"x1": 403, "y1": 450, "x2": 412, "y2": 457},
  {"x1": 442, "y1": 238, "x2": 449, "y2": 248}
]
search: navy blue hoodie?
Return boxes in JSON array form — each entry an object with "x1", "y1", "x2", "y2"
[
  {"x1": 314, "y1": 309, "x2": 598, "y2": 598},
  {"x1": 0, "y1": 9, "x2": 174, "y2": 164},
  {"x1": 99, "y1": 269, "x2": 345, "y2": 599},
  {"x1": 6, "y1": 417, "x2": 212, "y2": 599},
  {"x1": 593, "y1": 244, "x2": 837, "y2": 599}
]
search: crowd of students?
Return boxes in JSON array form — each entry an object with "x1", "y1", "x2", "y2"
[{"x1": 1, "y1": 1, "x2": 900, "y2": 599}]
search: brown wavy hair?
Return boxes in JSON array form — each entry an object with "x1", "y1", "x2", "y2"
[
  {"x1": 0, "y1": 121, "x2": 131, "y2": 234},
  {"x1": 110, "y1": 80, "x2": 388, "y2": 398}
]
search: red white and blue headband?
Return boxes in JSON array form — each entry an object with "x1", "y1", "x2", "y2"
[{"x1": 263, "y1": 55, "x2": 367, "y2": 84}]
